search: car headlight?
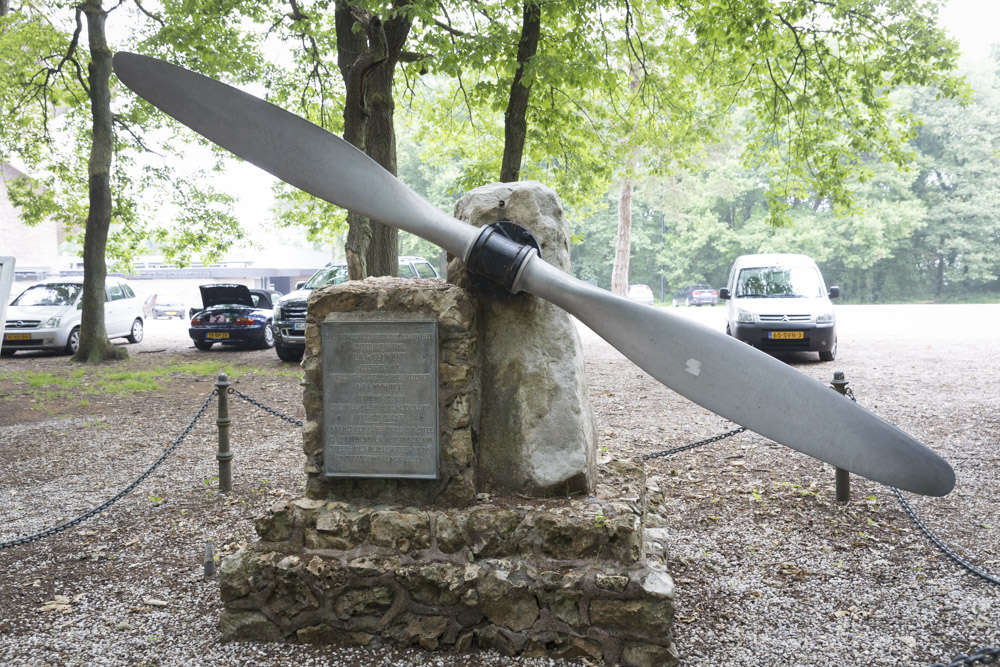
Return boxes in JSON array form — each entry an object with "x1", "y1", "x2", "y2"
[
  {"x1": 273, "y1": 305, "x2": 282, "y2": 320},
  {"x1": 43, "y1": 316, "x2": 62, "y2": 328},
  {"x1": 816, "y1": 312, "x2": 834, "y2": 323},
  {"x1": 737, "y1": 309, "x2": 753, "y2": 324}
]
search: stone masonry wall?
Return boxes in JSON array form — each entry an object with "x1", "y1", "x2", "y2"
[
  {"x1": 220, "y1": 458, "x2": 678, "y2": 667},
  {"x1": 300, "y1": 278, "x2": 480, "y2": 507}
]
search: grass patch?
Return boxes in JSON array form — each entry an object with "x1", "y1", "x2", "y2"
[{"x1": 0, "y1": 357, "x2": 302, "y2": 407}]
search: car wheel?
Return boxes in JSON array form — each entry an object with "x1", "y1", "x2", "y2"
[
  {"x1": 194, "y1": 340, "x2": 214, "y2": 351},
  {"x1": 65, "y1": 327, "x2": 81, "y2": 355},
  {"x1": 258, "y1": 323, "x2": 275, "y2": 349},
  {"x1": 274, "y1": 338, "x2": 304, "y2": 363},
  {"x1": 819, "y1": 339, "x2": 837, "y2": 362},
  {"x1": 127, "y1": 318, "x2": 144, "y2": 344}
]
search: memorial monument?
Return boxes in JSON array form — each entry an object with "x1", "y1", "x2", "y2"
[
  {"x1": 217, "y1": 182, "x2": 680, "y2": 666},
  {"x1": 112, "y1": 52, "x2": 955, "y2": 667}
]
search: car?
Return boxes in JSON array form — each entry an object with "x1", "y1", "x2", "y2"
[
  {"x1": 272, "y1": 256, "x2": 440, "y2": 362},
  {"x1": 672, "y1": 283, "x2": 718, "y2": 307},
  {"x1": 2, "y1": 277, "x2": 144, "y2": 356},
  {"x1": 719, "y1": 253, "x2": 839, "y2": 361},
  {"x1": 143, "y1": 293, "x2": 186, "y2": 319},
  {"x1": 626, "y1": 284, "x2": 655, "y2": 306},
  {"x1": 188, "y1": 284, "x2": 282, "y2": 351}
]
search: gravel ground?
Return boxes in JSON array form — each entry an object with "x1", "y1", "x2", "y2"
[{"x1": 0, "y1": 304, "x2": 998, "y2": 666}]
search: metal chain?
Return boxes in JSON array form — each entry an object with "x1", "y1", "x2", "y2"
[
  {"x1": 930, "y1": 647, "x2": 1000, "y2": 667},
  {"x1": 891, "y1": 486, "x2": 1000, "y2": 587},
  {"x1": 0, "y1": 391, "x2": 217, "y2": 551},
  {"x1": 640, "y1": 426, "x2": 747, "y2": 461},
  {"x1": 227, "y1": 387, "x2": 304, "y2": 427}
]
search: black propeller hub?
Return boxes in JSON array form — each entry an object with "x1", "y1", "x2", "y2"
[{"x1": 466, "y1": 220, "x2": 541, "y2": 301}]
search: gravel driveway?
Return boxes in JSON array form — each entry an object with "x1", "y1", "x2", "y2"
[{"x1": 1, "y1": 303, "x2": 997, "y2": 666}]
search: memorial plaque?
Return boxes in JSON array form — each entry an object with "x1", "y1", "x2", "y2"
[{"x1": 322, "y1": 319, "x2": 439, "y2": 478}]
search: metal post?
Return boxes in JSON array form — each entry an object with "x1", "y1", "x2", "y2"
[
  {"x1": 830, "y1": 371, "x2": 851, "y2": 503},
  {"x1": 204, "y1": 542, "x2": 215, "y2": 577},
  {"x1": 215, "y1": 372, "x2": 233, "y2": 493}
]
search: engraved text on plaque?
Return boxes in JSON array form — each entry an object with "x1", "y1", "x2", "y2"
[{"x1": 322, "y1": 319, "x2": 438, "y2": 478}]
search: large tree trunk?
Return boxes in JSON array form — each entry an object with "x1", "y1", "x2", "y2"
[
  {"x1": 0, "y1": 0, "x2": 9, "y2": 16},
  {"x1": 335, "y1": 1, "x2": 411, "y2": 279},
  {"x1": 499, "y1": 0, "x2": 540, "y2": 183},
  {"x1": 74, "y1": 0, "x2": 126, "y2": 363},
  {"x1": 610, "y1": 175, "x2": 634, "y2": 296}
]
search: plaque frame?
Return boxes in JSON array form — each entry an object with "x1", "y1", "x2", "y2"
[{"x1": 321, "y1": 315, "x2": 439, "y2": 479}]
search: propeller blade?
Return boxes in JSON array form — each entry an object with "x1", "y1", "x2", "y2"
[{"x1": 113, "y1": 52, "x2": 955, "y2": 497}]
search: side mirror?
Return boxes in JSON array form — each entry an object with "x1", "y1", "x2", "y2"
[
  {"x1": 77, "y1": 301, "x2": 84, "y2": 310},
  {"x1": 718, "y1": 288, "x2": 730, "y2": 300},
  {"x1": 296, "y1": 281, "x2": 306, "y2": 290},
  {"x1": 828, "y1": 286, "x2": 840, "y2": 299}
]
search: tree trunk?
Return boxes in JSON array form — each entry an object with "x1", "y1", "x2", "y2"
[
  {"x1": 934, "y1": 250, "x2": 945, "y2": 298},
  {"x1": 611, "y1": 175, "x2": 634, "y2": 296},
  {"x1": 499, "y1": 0, "x2": 540, "y2": 183},
  {"x1": 335, "y1": 1, "x2": 411, "y2": 279},
  {"x1": 0, "y1": 0, "x2": 9, "y2": 17},
  {"x1": 74, "y1": 0, "x2": 126, "y2": 363}
]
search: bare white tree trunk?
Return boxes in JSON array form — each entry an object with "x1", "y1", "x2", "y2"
[{"x1": 611, "y1": 174, "x2": 634, "y2": 296}]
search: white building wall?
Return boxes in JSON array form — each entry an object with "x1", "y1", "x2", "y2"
[{"x1": 0, "y1": 164, "x2": 61, "y2": 275}]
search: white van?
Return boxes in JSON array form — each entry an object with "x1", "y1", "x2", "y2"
[{"x1": 719, "y1": 253, "x2": 840, "y2": 361}]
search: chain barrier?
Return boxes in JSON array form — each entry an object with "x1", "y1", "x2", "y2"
[
  {"x1": 891, "y1": 486, "x2": 1000, "y2": 588},
  {"x1": 930, "y1": 647, "x2": 1000, "y2": 667},
  {"x1": 227, "y1": 386, "x2": 304, "y2": 427},
  {"x1": 639, "y1": 426, "x2": 747, "y2": 461},
  {"x1": 0, "y1": 391, "x2": 217, "y2": 551}
]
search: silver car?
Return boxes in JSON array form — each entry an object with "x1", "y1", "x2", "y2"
[{"x1": 2, "y1": 277, "x2": 145, "y2": 356}]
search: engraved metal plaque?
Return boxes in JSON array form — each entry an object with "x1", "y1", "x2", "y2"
[{"x1": 322, "y1": 319, "x2": 438, "y2": 478}]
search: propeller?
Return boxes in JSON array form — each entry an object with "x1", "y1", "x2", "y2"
[{"x1": 112, "y1": 52, "x2": 955, "y2": 497}]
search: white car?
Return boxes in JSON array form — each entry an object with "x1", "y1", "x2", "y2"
[
  {"x1": 719, "y1": 253, "x2": 839, "y2": 361},
  {"x1": 626, "y1": 284, "x2": 655, "y2": 306},
  {"x1": 2, "y1": 277, "x2": 145, "y2": 356}
]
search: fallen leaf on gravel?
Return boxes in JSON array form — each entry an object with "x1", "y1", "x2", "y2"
[
  {"x1": 38, "y1": 596, "x2": 72, "y2": 613},
  {"x1": 143, "y1": 597, "x2": 169, "y2": 607}
]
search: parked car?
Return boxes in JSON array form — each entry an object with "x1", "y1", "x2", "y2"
[
  {"x1": 626, "y1": 284, "x2": 655, "y2": 306},
  {"x1": 2, "y1": 277, "x2": 144, "y2": 356},
  {"x1": 188, "y1": 284, "x2": 282, "y2": 351},
  {"x1": 143, "y1": 293, "x2": 186, "y2": 319},
  {"x1": 672, "y1": 284, "x2": 718, "y2": 307},
  {"x1": 719, "y1": 253, "x2": 839, "y2": 361},
  {"x1": 272, "y1": 256, "x2": 439, "y2": 362}
]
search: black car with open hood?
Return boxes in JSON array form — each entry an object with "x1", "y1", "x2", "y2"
[{"x1": 188, "y1": 284, "x2": 282, "y2": 351}]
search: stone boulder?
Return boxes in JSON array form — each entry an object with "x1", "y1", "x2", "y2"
[{"x1": 448, "y1": 181, "x2": 598, "y2": 496}]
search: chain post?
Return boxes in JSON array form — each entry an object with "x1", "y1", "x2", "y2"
[
  {"x1": 215, "y1": 372, "x2": 233, "y2": 493},
  {"x1": 830, "y1": 370, "x2": 851, "y2": 503}
]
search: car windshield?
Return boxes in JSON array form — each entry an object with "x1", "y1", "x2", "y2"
[
  {"x1": 736, "y1": 266, "x2": 823, "y2": 298},
  {"x1": 304, "y1": 265, "x2": 349, "y2": 289},
  {"x1": 12, "y1": 283, "x2": 82, "y2": 306}
]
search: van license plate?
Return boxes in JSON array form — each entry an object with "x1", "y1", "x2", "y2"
[
  {"x1": 769, "y1": 331, "x2": 804, "y2": 340},
  {"x1": 4, "y1": 333, "x2": 30, "y2": 341},
  {"x1": 207, "y1": 332, "x2": 229, "y2": 339}
]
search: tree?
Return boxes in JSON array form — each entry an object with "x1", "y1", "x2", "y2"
[
  {"x1": 414, "y1": 0, "x2": 966, "y2": 294},
  {"x1": 1, "y1": 0, "x2": 263, "y2": 363},
  {"x1": 907, "y1": 61, "x2": 1000, "y2": 297}
]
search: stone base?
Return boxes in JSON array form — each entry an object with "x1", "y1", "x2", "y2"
[{"x1": 219, "y1": 459, "x2": 678, "y2": 667}]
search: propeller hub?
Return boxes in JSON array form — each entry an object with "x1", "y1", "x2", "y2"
[{"x1": 465, "y1": 220, "x2": 542, "y2": 301}]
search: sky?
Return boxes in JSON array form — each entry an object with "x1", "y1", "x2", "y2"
[{"x1": 208, "y1": 0, "x2": 1000, "y2": 245}]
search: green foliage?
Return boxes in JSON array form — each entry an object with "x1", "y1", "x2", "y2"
[{"x1": 570, "y1": 50, "x2": 1000, "y2": 303}]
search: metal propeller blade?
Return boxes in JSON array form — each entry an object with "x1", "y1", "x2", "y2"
[{"x1": 113, "y1": 52, "x2": 955, "y2": 497}]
